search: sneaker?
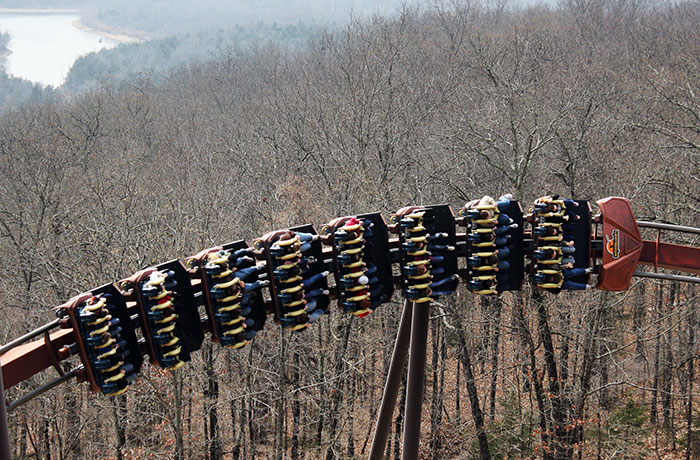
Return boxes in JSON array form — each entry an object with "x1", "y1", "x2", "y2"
[
  {"x1": 585, "y1": 267, "x2": 593, "y2": 274},
  {"x1": 585, "y1": 284, "x2": 595, "y2": 289}
]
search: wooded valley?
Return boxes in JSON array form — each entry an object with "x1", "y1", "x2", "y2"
[{"x1": 0, "y1": 1, "x2": 699, "y2": 459}]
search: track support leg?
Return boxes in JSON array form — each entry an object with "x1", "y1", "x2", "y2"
[
  {"x1": 369, "y1": 300, "x2": 414, "y2": 460},
  {"x1": 0, "y1": 369, "x2": 12, "y2": 460},
  {"x1": 400, "y1": 300, "x2": 430, "y2": 460}
]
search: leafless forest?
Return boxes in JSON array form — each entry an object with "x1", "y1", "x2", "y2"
[{"x1": 1, "y1": 1, "x2": 699, "y2": 459}]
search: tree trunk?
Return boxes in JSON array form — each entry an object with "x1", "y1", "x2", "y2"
[
  {"x1": 533, "y1": 290, "x2": 573, "y2": 460},
  {"x1": 113, "y1": 394, "x2": 128, "y2": 460},
  {"x1": 489, "y1": 298, "x2": 502, "y2": 422},
  {"x1": 325, "y1": 317, "x2": 353, "y2": 460},
  {"x1": 291, "y1": 349, "x2": 301, "y2": 460},
  {"x1": 686, "y1": 285, "x2": 695, "y2": 460},
  {"x1": 204, "y1": 344, "x2": 221, "y2": 460},
  {"x1": 456, "y1": 321, "x2": 491, "y2": 460}
]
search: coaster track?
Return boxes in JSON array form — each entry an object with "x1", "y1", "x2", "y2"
[{"x1": 0, "y1": 195, "x2": 698, "y2": 460}]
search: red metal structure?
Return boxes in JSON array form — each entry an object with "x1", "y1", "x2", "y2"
[
  {"x1": 594, "y1": 197, "x2": 700, "y2": 291},
  {"x1": 1, "y1": 195, "x2": 699, "y2": 460}
]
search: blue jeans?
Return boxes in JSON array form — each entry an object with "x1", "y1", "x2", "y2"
[
  {"x1": 302, "y1": 272, "x2": 327, "y2": 289},
  {"x1": 306, "y1": 288, "x2": 326, "y2": 299},
  {"x1": 495, "y1": 236, "x2": 510, "y2": 247},
  {"x1": 235, "y1": 265, "x2": 260, "y2": 281},
  {"x1": 562, "y1": 280, "x2": 587, "y2": 290},
  {"x1": 563, "y1": 268, "x2": 587, "y2": 279},
  {"x1": 361, "y1": 221, "x2": 374, "y2": 239},
  {"x1": 305, "y1": 298, "x2": 318, "y2": 312},
  {"x1": 563, "y1": 199, "x2": 576, "y2": 208},
  {"x1": 497, "y1": 247, "x2": 510, "y2": 259},
  {"x1": 431, "y1": 276, "x2": 455, "y2": 288},
  {"x1": 233, "y1": 256, "x2": 255, "y2": 268},
  {"x1": 497, "y1": 213, "x2": 512, "y2": 225},
  {"x1": 245, "y1": 280, "x2": 266, "y2": 292},
  {"x1": 497, "y1": 260, "x2": 510, "y2": 270},
  {"x1": 428, "y1": 232, "x2": 447, "y2": 241},
  {"x1": 308, "y1": 309, "x2": 325, "y2": 322},
  {"x1": 495, "y1": 225, "x2": 512, "y2": 235},
  {"x1": 496, "y1": 200, "x2": 510, "y2": 212},
  {"x1": 428, "y1": 244, "x2": 451, "y2": 252},
  {"x1": 297, "y1": 232, "x2": 315, "y2": 243},
  {"x1": 562, "y1": 246, "x2": 576, "y2": 255},
  {"x1": 431, "y1": 255, "x2": 446, "y2": 264},
  {"x1": 232, "y1": 247, "x2": 253, "y2": 259}
]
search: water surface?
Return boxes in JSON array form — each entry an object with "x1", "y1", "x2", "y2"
[{"x1": 0, "y1": 13, "x2": 118, "y2": 87}]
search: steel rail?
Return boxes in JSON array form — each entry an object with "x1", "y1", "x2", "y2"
[
  {"x1": 633, "y1": 270, "x2": 700, "y2": 284},
  {"x1": 6, "y1": 367, "x2": 81, "y2": 412},
  {"x1": 0, "y1": 319, "x2": 60, "y2": 356},
  {"x1": 636, "y1": 221, "x2": 700, "y2": 236}
]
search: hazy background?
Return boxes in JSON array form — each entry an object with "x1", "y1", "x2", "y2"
[{"x1": 0, "y1": 0, "x2": 555, "y2": 107}]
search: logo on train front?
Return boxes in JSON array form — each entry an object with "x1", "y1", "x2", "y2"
[{"x1": 605, "y1": 228, "x2": 620, "y2": 259}]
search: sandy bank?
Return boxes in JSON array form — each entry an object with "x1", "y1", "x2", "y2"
[
  {"x1": 72, "y1": 18, "x2": 145, "y2": 44},
  {"x1": 0, "y1": 8, "x2": 79, "y2": 13}
]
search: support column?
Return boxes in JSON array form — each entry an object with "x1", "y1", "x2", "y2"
[
  {"x1": 400, "y1": 301, "x2": 430, "y2": 460},
  {"x1": 0, "y1": 367, "x2": 12, "y2": 460},
  {"x1": 369, "y1": 300, "x2": 414, "y2": 460}
]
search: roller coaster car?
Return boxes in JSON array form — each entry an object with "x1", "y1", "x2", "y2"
[
  {"x1": 322, "y1": 213, "x2": 394, "y2": 316},
  {"x1": 186, "y1": 241, "x2": 267, "y2": 350},
  {"x1": 256, "y1": 226, "x2": 331, "y2": 331},
  {"x1": 528, "y1": 199, "x2": 592, "y2": 293},
  {"x1": 461, "y1": 199, "x2": 524, "y2": 293},
  {"x1": 54, "y1": 284, "x2": 143, "y2": 396},
  {"x1": 496, "y1": 201, "x2": 525, "y2": 291},
  {"x1": 393, "y1": 204, "x2": 459, "y2": 299},
  {"x1": 119, "y1": 260, "x2": 203, "y2": 370}
]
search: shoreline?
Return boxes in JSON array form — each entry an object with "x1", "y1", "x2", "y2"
[
  {"x1": 71, "y1": 18, "x2": 145, "y2": 44},
  {"x1": 0, "y1": 8, "x2": 80, "y2": 13},
  {"x1": 0, "y1": 8, "x2": 146, "y2": 44}
]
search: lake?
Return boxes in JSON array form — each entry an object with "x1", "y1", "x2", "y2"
[{"x1": 0, "y1": 12, "x2": 119, "y2": 87}]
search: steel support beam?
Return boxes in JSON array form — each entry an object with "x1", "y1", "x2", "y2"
[
  {"x1": 400, "y1": 300, "x2": 430, "y2": 460},
  {"x1": 0, "y1": 365, "x2": 12, "y2": 460},
  {"x1": 369, "y1": 300, "x2": 414, "y2": 460}
]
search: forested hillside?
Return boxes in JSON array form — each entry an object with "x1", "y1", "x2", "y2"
[
  {"x1": 0, "y1": 26, "x2": 53, "y2": 110},
  {"x1": 1, "y1": 1, "x2": 699, "y2": 459},
  {"x1": 63, "y1": 23, "x2": 318, "y2": 91}
]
